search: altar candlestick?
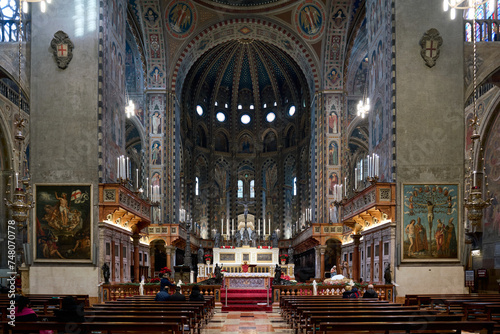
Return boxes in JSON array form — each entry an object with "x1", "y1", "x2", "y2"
[
  {"x1": 263, "y1": 219, "x2": 265, "y2": 235},
  {"x1": 226, "y1": 219, "x2": 229, "y2": 237},
  {"x1": 232, "y1": 219, "x2": 234, "y2": 231},
  {"x1": 221, "y1": 219, "x2": 223, "y2": 234},
  {"x1": 268, "y1": 218, "x2": 271, "y2": 236},
  {"x1": 15, "y1": 172, "x2": 18, "y2": 188}
]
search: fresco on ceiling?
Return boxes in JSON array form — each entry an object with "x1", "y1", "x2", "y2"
[
  {"x1": 295, "y1": 0, "x2": 325, "y2": 40},
  {"x1": 353, "y1": 57, "x2": 368, "y2": 96},
  {"x1": 333, "y1": 8, "x2": 347, "y2": 28},
  {"x1": 484, "y1": 111, "x2": 500, "y2": 243},
  {"x1": 144, "y1": 7, "x2": 159, "y2": 26},
  {"x1": 166, "y1": 1, "x2": 197, "y2": 39},
  {"x1": 327, "y1": 67, "x2": 341, "y2": 87},
  {"x1": 150, "y1": 66, "x2": 164, "y2": 86},
  {"x1": 328, "y1": 111, "x2": 338, "y2": 134},
  {"x1": 149, "y1": 34, "x2": 161, "y2": 59}
]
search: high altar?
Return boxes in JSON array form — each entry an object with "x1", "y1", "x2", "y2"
[{"x1": 197, "y1": 246, "x2": 295, "y2": 281}]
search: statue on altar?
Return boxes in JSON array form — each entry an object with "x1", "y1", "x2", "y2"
[
  {"x1": 251, "y1": 230, "x2": 257, "y2": 247},
  {"x1": 272, "y1": 264, "x2": 282, "y2": 285},
  {"x1": 214, "y1": 229, "x2": 221, "y2": 248},
  {"x1": 271, "y1": 231, "x2": 279, "y2": 247},
  {"x1": 233, "y1": 230, "x2": 242, "y2": 247},
  {"x1": 242, "y1": 228, "x2": 250, "y2": 246},
  {"x1": 288, "y1": 245, "x2": 294, "y2": 263},
  {"x1": 197, "y1": 248, "x2": 204, "y2": 263},
  {"x1": 214, "y1": 263, "x2": 223, "y2": 283}
]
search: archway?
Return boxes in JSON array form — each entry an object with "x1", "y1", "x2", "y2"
[
  {"x1": 325, "y1": 238, "x2": 342, "y2": 278},
  {"x1": 150, "y1": 239, "x2": 167, "y2": 278}
]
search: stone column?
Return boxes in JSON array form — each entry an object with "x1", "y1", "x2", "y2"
[
  {"x1": 379, "y1": 239, "x2": 383, "y2": 284},
  {"x1": 165, "y1": 245, "x2": 176, "y2": 271},
  {"x1": 119, "y1": 241, "x2": 124, "y2": 283},
  {"x1": 111, "y1": 241, "x2": 115, "y2": 282},
  {"x1": 314, "y1": 246, "x2": 321, "y2": 278},
  {"x1": 370, "y1": 240, "x2": 375, "y2": 282},
  {"x1": 319, "y1": 245, "x2": 327, "y2": 279},
  {"x1": 352, "y1": 234, "x2": 362, "y2": 282},
  {"x1": 132, "y1": 234, "x2": 141, "y2": 283},
  {"x1": 150, "y1": 247, "x2": 156, "y2": 278}
]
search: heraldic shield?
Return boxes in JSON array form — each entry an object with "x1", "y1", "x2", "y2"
[
  {"x1": 419, "y1": 28, "x2": 443, "y2": 68},
  {"x1": 50, "y1": 30, "x2": 74, "y2": 70}
]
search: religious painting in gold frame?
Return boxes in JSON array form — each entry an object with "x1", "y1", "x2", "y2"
[
  {"x1": 401, "y1": 183, "x2": 459, "y2": 262},
  {"x1": 257, "y1": 253, "x2": 272, "y2": 262},
  {"x1": 33, "y1": 184, "x2": 92, "y2": 262}
]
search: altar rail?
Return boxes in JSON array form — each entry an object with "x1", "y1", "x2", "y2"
[
  {"x1": 273, "y1": 284, "x2": 394, "y2": 302},
  {"x1": 100, "y1": 284, "x2": 221, "y2": 302},
  {"x1": 198, "y1": 263, "x2": 294, "y2": 280}
]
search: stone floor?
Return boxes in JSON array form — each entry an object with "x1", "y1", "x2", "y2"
[{"x1": 201, "y1": 310, "x2": 294, "y2": 334}]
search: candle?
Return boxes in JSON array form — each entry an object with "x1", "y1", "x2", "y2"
[
  {"x1": 355, "y1": 168, "x2": 358, "y2": 189},
  {"x1": 146, "y1": 178, "x2": 149, "y2": 197},
  {"x1": 268, "y1": 218, "x2": 271, "y2": 235},
  {"x1": 232, "y1": 219, "x2": 234, "y2": 231},
  {"x1": 221, "y1": 219, "x2": 223, "y2": 234},
  {"x1": 226, "y1": 218, "x2": 229, "y2": 236},
  {"x1": 150, "y1": 185, "x2": 153, "y2": 200},
  {"x1": 263, "y1": 218, "x2": 266, "y2": 235},
  {"x1": 126, "y1": 157, "x2": 129, "y2": 179},
  {"x1": 344, "y1": 177, "x2": 347, "y2": 196},
  {"x1": 117, "y1": 157, "x2": 120, "y2": 180},
  {"x1": 136, "y1": 169, "x2": 139, "y2": 189},
  {"x1": 15, "y1": 172, "x2": 18, "y2": 188}
]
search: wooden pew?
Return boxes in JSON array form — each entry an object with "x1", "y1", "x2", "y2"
[
  {"x1": 318, "y1": 320, "x2": 495, "y2": 334},
  {"x1": 2, "y1": 321, "x2": 183, "y2": 333}
]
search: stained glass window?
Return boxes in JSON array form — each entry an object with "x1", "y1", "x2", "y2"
[
  {"x1": 250, "y1": 180, "x2": 255, "y2": 198},
  {"x1": 465, "y1": 1, "x2": 499, "y2": 42},
  {"x1": 195, "y1": 177, "x2": 199, "y2": 195},
  {"x1": 237, "y1": 180, "x2": 243, "y2": 198},
  {"x1": 1, "y1": 0, "x2": 21, "y2": 42},
  {"x1": 293, "y1": 177, "x2": 297, "y2": 196}
]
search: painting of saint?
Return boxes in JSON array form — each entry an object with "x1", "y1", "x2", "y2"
[
  {"x1": 328, "y1": 172, "x2": 338, "y2": 195},
  {"x1": 168, "y1": 2, "x2": 193, "y2": 35},
  {"x1": 151, "y1": 141, "x2": 161, "y2": 165},
  {"x1": 152, "y1": 111, "x2": 161, "y2": 134},
  {"x1": 328, "y1": 141, "x2": 338, "y2": 165},
  {"x1": 239, "y1": 135, "x2": 253, "y2": 153},
  {"x1": 298, "y1": 4, "x2": 322, "y2": 35},
  {"x1": 328, "y1": 112, "x2": 338, "y2": 134},
  {"x1": 402, "y1": 184, "x2": 458, "y2": 261},
  {"x1": 35, "y1": 185, "x2": 92, "y2": 262}
]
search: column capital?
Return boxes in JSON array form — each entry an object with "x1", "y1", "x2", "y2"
[
  {"x1": 132, "y1": 234, "x2": 141, "y2": 245},
  {"x1": 316, "y1": 244, "x2": 327, "y2": 254},
  {"x1": 164, "y1": 245, "x2": 176, "y2": 255},
  {"x1": 351, "y1": 234, "x2": 362, "y2": 245}
]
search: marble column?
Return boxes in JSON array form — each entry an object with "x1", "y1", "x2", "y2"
[
  {"x1": 314, "y1": 246, "x2": 321, "y2": 278},
  {"x1": 111, "y1": 241, "x2": 115, "y2": 282},
  {"x1": 150, "y1": 247, "x2": 156, "y2": 278},
  {"x1": 352, "y1": 234, "x2": 362, "y2": 282},
  {"x1": 132, "y1": 234, "x2": 141, "y2": 283},
  {"x1": 165, "y1": 245, "x2": 176, "y2": 271}
]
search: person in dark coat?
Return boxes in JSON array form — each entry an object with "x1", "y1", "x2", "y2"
[
  {"x1": 362, "y1": 284, "x2": 378, "y2": 298},
  {"x1": 342, "y1": 285, "x2": 360, "y2": 298},
  {"x1": 160, "y1": 273, "x2": 176, "y2": 292},
  {"x1": 189, "y1": 285, "x2": 204, "y2": 301},
  {"x1": 54, "y1": 296, "x2": 85, "y2": 323},
  {"x1": 169, "y1": 285, "x2": 186, "y2": 301},
  {"x1": 154, "y1": 289, "x2": 170, "y2": 301}
]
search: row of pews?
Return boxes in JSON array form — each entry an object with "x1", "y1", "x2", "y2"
[
  {"x1": 280, "y1": 294, "x2": 500, "y2": 334},
  {"x1": 1, "y1": 293, "x2": 215, "y2": 333}
]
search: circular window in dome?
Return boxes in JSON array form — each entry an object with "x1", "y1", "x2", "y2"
[
  {"x1": 266, "y1": 112, "x2": 276, "y2": 123},
  {"x1": 196, "y1": 105, "x2": 204, "y2": 116},
  {"x1": 216, "y1": 112, "x2": 226, "y2": 122},
  {"x1": 288, "y1": 105, "x2": 296, "y2": 116},
  {"x1": 241, "y1": 114, "x2": 251, "y2": 124}
]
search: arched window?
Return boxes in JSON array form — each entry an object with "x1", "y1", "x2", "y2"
[
  {"x1": 250, "y1": 180, "x2": 255, "y2": 198},
  {"x1": 464, "y1": 1, "x2": 499, "y2": 42},
  {"x1": 195, "y1": 177, "x2": 199, "y2": 196},
  {"x1": 293, "y1": 177, "x2": 297, "y2": 196},
  {"x1": 237, "y1": 180, "x2": 243, "y2": 198}
]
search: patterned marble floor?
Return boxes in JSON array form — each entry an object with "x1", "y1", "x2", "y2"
[{"x1": 201, "y1": 310, "x2": 294, "y2": 334}]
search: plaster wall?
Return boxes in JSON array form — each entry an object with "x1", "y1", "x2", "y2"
[
  {"x1": 395, "y1": 266, "x2": 468, "y2": 296},
  {"x1": 29, "y1": 0, "x2": 100, "y2": 295},
  {"x1": 29, "y1": 266, "x2": 99, "y2": 297},
  {"x1": 395, "y1": 0, "x2": 465, "y2": 290}
]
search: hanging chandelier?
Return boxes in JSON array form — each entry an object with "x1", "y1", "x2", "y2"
[
  {"x1": 125, "y1": 98, "x2": 135, "y2": 118},
  {"x1": 459, "y1": 2, "x2": 492, "y2": 234},
  {"x1": 356, "y1": 96, "x2": 370, "y2": 119},
  {"x1": 22, "y1": 0, "x2": 52, "y2": 13}
]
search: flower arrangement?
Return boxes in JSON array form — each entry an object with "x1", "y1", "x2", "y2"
[
  {"x1": 204, "y1": 254, "x2": 213, "y2": 262},
  {"x1": 149, "y1": 277, "x2": 160, "y2": 283},
  {"x1": 159, "y1": 267, "x2": 171, "y2": 274},
  {"x1": 279, "y1": 254, "x2": 288, "y2": 261}
]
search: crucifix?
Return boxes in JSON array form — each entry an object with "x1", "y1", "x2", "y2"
[{"x1": 236, "y1": 195, "x2": 255, "y2": 246}]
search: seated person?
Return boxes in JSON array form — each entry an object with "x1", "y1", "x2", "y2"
[
  {"x1": 14, "y1": 295, "x2": 38, "y2": 322},
  {"x1": 189, "y1": 285, "x2": 205, "y2": 301},
  {"x1": 362, "y1": 284, "x2": 378, "y2": 299},
  {"x1": 169, "y1": 285, "x2": 186, "y2": 301},
  {"x1": 54, "y1": 296, "x2": 85, "y2": 323},
  {"x1": 241, "y1": 261, "x2": 249, "y2": 273},
  {"x1": 330, "y1": 265, "x2": 337, "y2": 276},
  {"x1": 155, "y1": 289, "x2": 170, "y2": 301},
  {"x1": 342, "y1": 285, "x2": 360, "y2": 298},
  {"x1": 160, "y1": 272, "x2": 176, "y2": 292}
]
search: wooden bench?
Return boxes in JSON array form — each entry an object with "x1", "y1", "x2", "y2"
[
  {"x1": 2, "y1": 321, "x2": 183, "y2": 333},
  {"x1": 318, "y1": 320, "x2": 495, "y2": 334}
]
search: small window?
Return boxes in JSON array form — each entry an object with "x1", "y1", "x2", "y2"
[
  {"x1": 375, "y1": 245, "x2": 380, "y2": 257},
  {"x1": 349, "y1": 253, "x2": 352, "y2": 261},
  {"x1": 238, "y1": 180, "x2": 243, "y2": 198},
  {"x1": 367, "y1": 246, "x2": 371, "y2": 257},
  {"x1": 266, "y1": 112, "x2": 275, "y2": 123},
  {"x1": 225, "y1": 103, "x2": 228, "y2": 108},
  {"x1": 263, "y1": 103, "x2": 267, "y2": 108},
  {"x1": 144, "y1": 254, "x2": 147, "y2": 263},
  {"x1": 288, "y1": 105, "x2": 296, "y2": 116},
  {"x1": 293, "y1": 177, "x2": 297, "y2": 196},
  {"x1": 241, "y1": 114, "x2": 251, "y2": 124},
  {"x1": 238, "y1": 104, "x2": 242, "y2": 110},
  {"x1": 250, "y1": 180, "x2": 255, "y2": 198},
  {"x1": 274, "y1": 101, "x2": 277, "y2": 106},
  {"x1": 214, "y1": 101, "x2": 218, "y2": 106},
  {"x1": 139, "y1": 253, "x2": 142, "y2": 261},
  {"x1": 195, "y1": 177, "x2": 199, "y2": 196},
  {"x1": 216, "y1": 112, "x2": 225, "y2": 122},
  {"x1": 384, "y1": 242, "x2": 389, "y2": 256},
  {"x1": 250, "y1": 104, "x2": 254, "y2": 110},
  {"x1": 122, "y1": 246, "x2": 127, "y2": 257},
  {"x1": 114, "y1": 245, "x2": 119, "y2": 256},
  {"x1": 196, "y1": 105, "x2": 204, "y2": 116},
  {"x1": 106, "y1": 243, "x2": 110, "y2": 256}
]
